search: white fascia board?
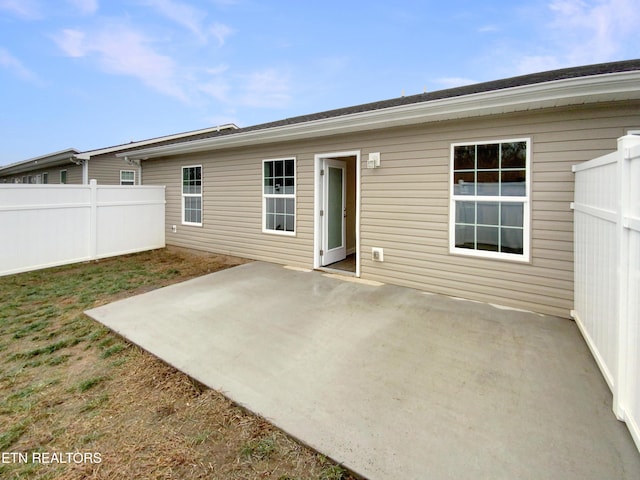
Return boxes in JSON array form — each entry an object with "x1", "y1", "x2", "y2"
[
  {"x1": 77, "y1": 123, "x2": 238, "y2": 160},
  {"x1": 0, "y1": 149, "x2": 79, "y2": 175},
  {"x1": 119, "y1": 71, "x2": 640, "y2": 161}
]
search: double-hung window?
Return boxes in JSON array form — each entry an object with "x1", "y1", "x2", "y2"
[
  {"x1": 450, "y1": 138, "x2": 530, "y2": 261},
  {"x1": 182, "y1": 165, "x2": 202, "y2": 226},
  {"x1": 120, "y1": 170, "x2": 135, "y2": 186},
  {"x1": 262, "y1": 158, "x2": 296, "y2": 235}
]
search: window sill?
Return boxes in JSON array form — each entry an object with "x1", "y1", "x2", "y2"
[
  {"x1": 262, "y1": 229, "x2": 296, "y2": 237},
  {"x1": 449, "y1": 247, "x2": 530, "y2": 263}
]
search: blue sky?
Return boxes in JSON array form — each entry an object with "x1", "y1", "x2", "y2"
[{"x1": 0, "y1": 0, "x2": 638, "y2": 165}]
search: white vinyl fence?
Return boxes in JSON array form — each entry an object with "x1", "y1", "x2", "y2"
[
  {"x1": 572, "y1": 134, "x2": 640, "y2": 452},
  {"x1": 0, "y1": 180, "x2": 165, "y2": 276}
]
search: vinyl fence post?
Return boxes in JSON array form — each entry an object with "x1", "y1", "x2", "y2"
[{"x1": 89, "y1": 179, "x2": 97, "y2": 260}]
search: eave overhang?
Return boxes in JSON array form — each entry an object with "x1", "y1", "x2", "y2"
[
  {"x1": 0, "y1": 149, "x2": 79, "y2": 176},
  {"x1": 76, "y1": 123, "x2": 239, "y2": 160},
  {"x1": 118, "y1": 70, "x2": 640, "y2": 161}
]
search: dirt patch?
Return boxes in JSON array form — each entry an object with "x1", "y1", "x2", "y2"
[{"x1": 0, "y1": 248, "x2": 356, "y2": 480}]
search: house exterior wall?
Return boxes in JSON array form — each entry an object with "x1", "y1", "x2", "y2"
[
  {"x1": 0, "y1": 163, "x2": 83, "y2": 184},
  {"x1": 88, "y1": 154, "x2": 137, "y2": 185},
  {"x1": 141, "y1": 101, "x2": 640, "y2": 318}
]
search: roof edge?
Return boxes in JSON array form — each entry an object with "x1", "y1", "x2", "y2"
[
  {"x1": 0, "y1": 148, "x2": 79, "y2": 175},
  {"x1": 76, "y1": 123, "x2": 238, "y2": 159},
  {"x1": 120, "y1": 69, "x2": 640, "y2": 161}
]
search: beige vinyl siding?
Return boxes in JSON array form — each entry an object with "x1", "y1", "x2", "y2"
[
  {"x1": 0, "y1": 163, "x2": 83, "y2": 184},
  {"x1": 88, "y1": 154, "x2": 135, "y2": 184},
  {"x1": 358, "y1": 102, "x2": 637, "y2": 317},
  {"x1": 60, "y1": 164, "x2": 83, "y2": 184},
  {"x1": 142, "y1": 100, "x2": 639, "y2": 318},
  {"x1": 142, "y1": 145, "x2": 317, "y2": 268}
]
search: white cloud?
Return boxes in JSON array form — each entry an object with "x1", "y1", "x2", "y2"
[
  {"x1": 0, "y1": 47, "x2": 42, "y2": 84},
  {"x1": 517, "y1": 0, "x2": 640, "y2": 73},
  {"x1": 478, "y1": 25, "x2": 499, "y2": 33},
  {"x1": 55, "y1": 25, "x2": 187, "y2": 101},
  {"x1": 198, "y1": 65, "x2": 230, "y2": 101},
  {"x1": 57, "y1": 29, "x2": 87, "y2": 57},
  {"x1": 210, "y1": 22, "x2": 234, "y2": 46},
  {"x1": 238, "y1": 69, "x2": 292, "y2": 108},
  {"x1": 0, "y1": 0, "x2": 41, "y2": 19},
  {"x1": 142, "y1": 0, "x2": 207, "y2": 41},
  {"x1": 67, "y1": 0, "x2": 98, "y2": 15},
  {"x1": 142, "y1": 0, "x2": 233, "y2": 45}
]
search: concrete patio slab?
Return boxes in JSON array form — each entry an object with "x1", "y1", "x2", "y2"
[{"x1": 85, "y1": 261, "x2": 640, "y2": 480}]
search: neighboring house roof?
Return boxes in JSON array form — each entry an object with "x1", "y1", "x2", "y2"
[
  {"x1": 75, "y1": 123, "x2": 238, "y2": 160},
  {"x1": 0, "y1": 124, "x2": 238, "y2": 175},
  {"x1": 119, "y1": 59, "x2": 640, "y2": 160},
  {"x1": 0, "y1": 148, "x2": 79, "y2": 176}
]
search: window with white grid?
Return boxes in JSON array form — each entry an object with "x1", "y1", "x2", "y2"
[
  {"x1": 182, "y1": 165, "x2": 202, "y2": 226},
  {"x1": 262, "y1": 158, "x2": 295, "y2": 235},
  {"x1": 450, "y1": 139, "x2": 530, "y2": 261}
]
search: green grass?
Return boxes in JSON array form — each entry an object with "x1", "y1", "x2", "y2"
[
  {"x1": 77, "y1": 376, "x2": 107, "y2": 393},
  {"x1": 240, "y1": 435, "x2": 278, "y2": 461},
  {"x1": 0, "y1": 421, "x2": 29, "y2": 450},
  {"x1": 100, "y1": 343, "x2": 127, "y2": 358},
  {"x1": 79, "y1": 394, "x2": 109, "y2": 413}
]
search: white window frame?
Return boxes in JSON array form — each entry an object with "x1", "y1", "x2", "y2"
[
  {"x1": 449, "y1": 138, "x2": 531, "y2": 262},
  {"x1": 120, "y1": 170, "x2": 136, "y2": 186},
  {"x1": 181, "y1": 165, "x2": 202, "y2": 226},
  {"x1": 60, "y1": 170, "x2": 67, "y2": 184},
  {"x1": 262, "y1": 157, "x2": 296, "y2": 236}
]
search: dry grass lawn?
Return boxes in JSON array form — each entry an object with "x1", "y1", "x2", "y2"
[{"x1": 0, "y1": 248, "x2": 356, "y2": 480}]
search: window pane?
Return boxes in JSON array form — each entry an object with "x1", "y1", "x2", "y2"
[
  {"x1": 274, "y1": 161, "x2": 283, "y2": 177},
  {"x1": 264, "y1": 178, "x2": 273, "y2": 194},
  {"x1": 501, "y1": 142, "x2": 527, "y2": 168},
  {"x1": 455, "y1": 201, "x2": 475, "y2": 224},
  {"x1": 184, "y1": 196, "x2": 202, "y2": 224},
  {"x1": 455, "y1": 225, "x2": 475, "y2": 249},
  {"x1": 501, "y1": 204, "x2": 524, "y2": 227},
  {"x1": 284, "y1": 159, "x2": 294, "y2": 177},
  {"x1": 285, "y1": 215, "x2": 294, "y2": 232},
  {"x1": 501, "y1": 228, "x2": 523, "y2": 254},
  {"x1": 477, "y1": 144, "x2": 499, "y2": 169},
  {"x1": 183, "y1": 167, "x2": 201, "y2": 194},
  {"x1": 454, "y1": 172, "x2": 475, "y2": 195},
  {"x1": 284, "y1": 177, "x2": 295, "y2": 194},
  {"x1": 477, "y1": 226, "x2": 499, "y2": 251},
  {"x1": 275, "y1": 198, "x2": 285, "y2": 213},
  {"x1": 285, "y1": 198, "x2": 294, "y2": 215},
  {"x1": 266, "y1": 198, "x2": 275, "y2": 215},
  {"x1": 477, "y1": 171, "x2": 499, "y2": 196},
  {"x1": 264, "y1": 161, "x2": 273, "y2": 179},
  {"x1": 477, "y1": 202, "x2": 499, "y2": 225},
  {"x1": 275, "y1": 214, "x2": 285, "y2": 230},
  {"x1": 454, "y1": 145, "x2": 475, "y2": 170},
  {"x1": 501, "y1": 170, "x2": 526, "y2": 196},
  {"x1": 266, "y1": 213, "x2": 275, "y2": 230}
]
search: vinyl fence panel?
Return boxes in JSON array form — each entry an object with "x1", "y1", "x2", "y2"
[
  {"x1": 572, "y1": 135, "x2": 640, "y2": 453},
  {"x1": 0, "y1": 180, "x2": 165, "y2": 276}
]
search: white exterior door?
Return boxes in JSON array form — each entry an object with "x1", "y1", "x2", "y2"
[{"x1": 322, "y1": 159, "x2": 347, "y2": 266}]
